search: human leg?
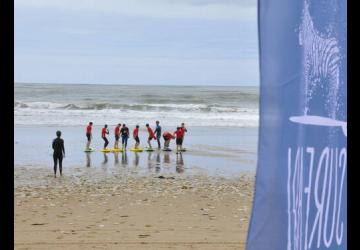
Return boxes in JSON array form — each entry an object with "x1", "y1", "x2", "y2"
[
  {"x1": 86, "y1": 134, "x2": 91, "y2": 149},
  {"x1": 59, "y1": 155, "x2": 63, "y2": 176},
  {"x1": 102, "y1": 137, "x2": 108, "y2": 149},
  {"x1": 53, "y1": 155, "x2": 58, "y2": 177},
  {"x1": 124, "y1": 136, "x2": 128, "y2": 149},
  {"x1": 114, "y1": 136, "x2": 118, "y2": 149},
  {"x1": 164, "y1": 140, "x2": 169, "y2": 148}
]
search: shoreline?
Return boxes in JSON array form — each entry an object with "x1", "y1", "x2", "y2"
[
  {"x1": 15, "y1": 125, "x2": 258, "y2": 177},
  {"x1": 15, "y1": 167, "x2": 255, "y2": 249}
]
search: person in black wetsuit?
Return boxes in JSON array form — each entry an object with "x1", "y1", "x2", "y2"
[
  {"x1": 52, "y1": 131, "x2": 65, "y2": 178},
  {"x1": 120, "y1": 124, "x2": 130, "y2": 150},
  {"x1": 154, "y1": 120, "x2": 162, "y2": 149}
]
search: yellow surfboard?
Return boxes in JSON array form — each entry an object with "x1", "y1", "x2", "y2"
[
  {"x1": 130, "y1": 148, "x2": 143, "y2": 152},
  {"x1": 110, "y1": 148, "x2": 124, "y2": 152}
]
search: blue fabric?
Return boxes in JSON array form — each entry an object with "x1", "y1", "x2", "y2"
[
  {"x1": 246, "y1": 1, "x2": 347, "y2": 249},
  {"x1": 122, "y1": 136, "x2": 128, "y2": 147},
  {"x1": 155, "y1": 125, "x2": 162, "y2": 136}
]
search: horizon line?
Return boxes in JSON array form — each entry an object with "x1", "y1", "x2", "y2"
[{"x1": 15, "y1": 81, "x2": 259, "y2": 87}]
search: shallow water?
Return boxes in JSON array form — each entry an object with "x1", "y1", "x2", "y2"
[{"x1": 14, "y1": 125, "x2": 258, "y2": 177}]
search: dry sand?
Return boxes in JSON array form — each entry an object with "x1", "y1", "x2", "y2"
[{"x1": 15, "y1": 167, "x2": 254, "y2": 250}]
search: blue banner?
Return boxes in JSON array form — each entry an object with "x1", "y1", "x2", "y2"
[{"x1": 246, "y1": 1, "x2": 347, "y2": 250}]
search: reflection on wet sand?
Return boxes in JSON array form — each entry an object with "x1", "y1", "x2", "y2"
[
  {"x1": 84, "y1": 150, "x2": 186, "y2": 174},
  {"x1": 176, "y1": 152, "x2": 184, "y2": 173},
  {"x1": 133, "y1": 152, "x2": 140, "y2": 166},
  {"x1": 114, "y1": 152, "x2": 119, "y2": 165},
  {"x1": 156, "y1": 152, "x2": 161, "y2": 172},
  {"x1": 101, "y1": 153, "x2": 109, "y2": 170},
  {"x1": 147, "y1": 151, "x2": 154, "y2": 170},
  {"x1": 163, "y1": 152, "x2": 171, "y2": 164},
  {"x1": 85, "y1": 152, "x2": 91, "y2": 167},
  {"x1": 102, "y1": 153, "x2": 108, "y2": 165},
  {"x1": 121, "y1": 151, "x2": 128, "y2": 166}
]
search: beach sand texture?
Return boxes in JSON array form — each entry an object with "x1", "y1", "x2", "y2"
[{"x1": 15, "y1": 168, "x2": 254, "y2": 250}]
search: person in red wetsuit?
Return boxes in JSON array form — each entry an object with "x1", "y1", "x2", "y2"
[
  {"x1": 101, "y1": 124, "x2": 109, "y2": 150},
  {"x1": 85, "y1": 122, "x2": 93, "y2": 150},
  {"x1": 145, "y1": 123, "x2": 156, "y2": 149},
  {"x1": 174, "y1": 126, "x2": 185, "y2": 153},
  {"x1": 162, "y1": 131, "x2": 175, "y2": 150},
  {"x1": 114, "y1": 123, "x2": 121, "y2": 149},
  {"x1": 133, "y1": 125, "x2": 140, "y2": 149}
]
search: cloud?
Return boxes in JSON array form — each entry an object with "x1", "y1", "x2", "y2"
[
  {"x1": 15, "y1": 0, "x2": 257, "y2": 21},
  {"x1": 14, "y1": 0, "x2": 259, "y2": 84}
]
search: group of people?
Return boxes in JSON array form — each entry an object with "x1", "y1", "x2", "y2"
[
  {"x1": 51, "y1": 121, "x2": 187, "y2": 178},
  {"x1": 85, "y1": 121, "x2": 187, "y2": 152}
]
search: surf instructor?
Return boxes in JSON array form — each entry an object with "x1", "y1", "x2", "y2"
[{"x1": 52, "y1": 130, "x2": 65, "y2": 178}]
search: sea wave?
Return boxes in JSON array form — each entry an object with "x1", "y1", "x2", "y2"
[
  {"x1": 14, "y1": 85, "x2": 259, "y2": 127},
  {"x1": 14, "y1": 104, "x2": 259, "y2": 127},
  {"x1": 14, "y1": 101, "x2": 257, "y2": 113}
]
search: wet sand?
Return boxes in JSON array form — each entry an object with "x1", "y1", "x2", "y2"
[
  {"x1": 14, "y1": 125, "x2": 258, "y2": 177},
  {"x1": 15, "y1": 167, "x2": 254, "y2": 250}
]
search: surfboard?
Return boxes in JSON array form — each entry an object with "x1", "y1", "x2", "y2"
[
  {"x1": 144, "y1": 147, "x2": 155, "y2": 152},
  {"x1": 179, "y1": 148, "x2": 187, "y2": 152},
  {"x1": 100, "y1": 149, "x2": 112, "y2": 153},
  {"x1": 162, "y1": 148, "x2": 172, "y2": 151},
  {"x1": 84, "y1": 148, "x2": 95, "y2": 152},
  {"x1": 130, "y1": 148, "x2": 143, "y2": 152},
  {"x1": 110, "y1": 148, "x2": 123, "y2": 152}
]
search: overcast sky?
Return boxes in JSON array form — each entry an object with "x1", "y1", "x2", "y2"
[{"x1": 15, "y1": 0, "x2": 259, "y2": 86}]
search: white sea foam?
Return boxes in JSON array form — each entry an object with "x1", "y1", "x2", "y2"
[
  {"x1": 14, "y1": 83, "x2": 259, "y2": 127},
  {"x1": 14, "y1": 107, "x2": 259, "y2": 127}
]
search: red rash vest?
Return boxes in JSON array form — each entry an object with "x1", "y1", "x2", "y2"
[
  {"x1": 115, "y1": 126, "x2": 120, "y2": 136},
  {"x1": 101, "y1": 128, "x2": 107, "y2": 138},
  {"x1": 133, "y1": 128, "x2": 139, "y2": 137},
  {"x1": 147, "y1": 127, "x2": 156, "y2": 139},
  {"x1": 174, "y1": 129, "x2": 184, "y2": 139}
]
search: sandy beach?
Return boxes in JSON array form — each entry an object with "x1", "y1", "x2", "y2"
[
  {"x1": 15, "y1": 167, "x2": 254, "y2": 250},
  {"x1": 15, "y1": 85, "x2": 258, "y2": 249}
]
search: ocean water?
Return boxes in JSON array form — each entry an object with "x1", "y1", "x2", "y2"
[
  {"x1": 15, "y1": 83, "x2": 259, "y2": 127},
  {"x1": 14, "y1": 83, "x2": 259, "y2": 177}
]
